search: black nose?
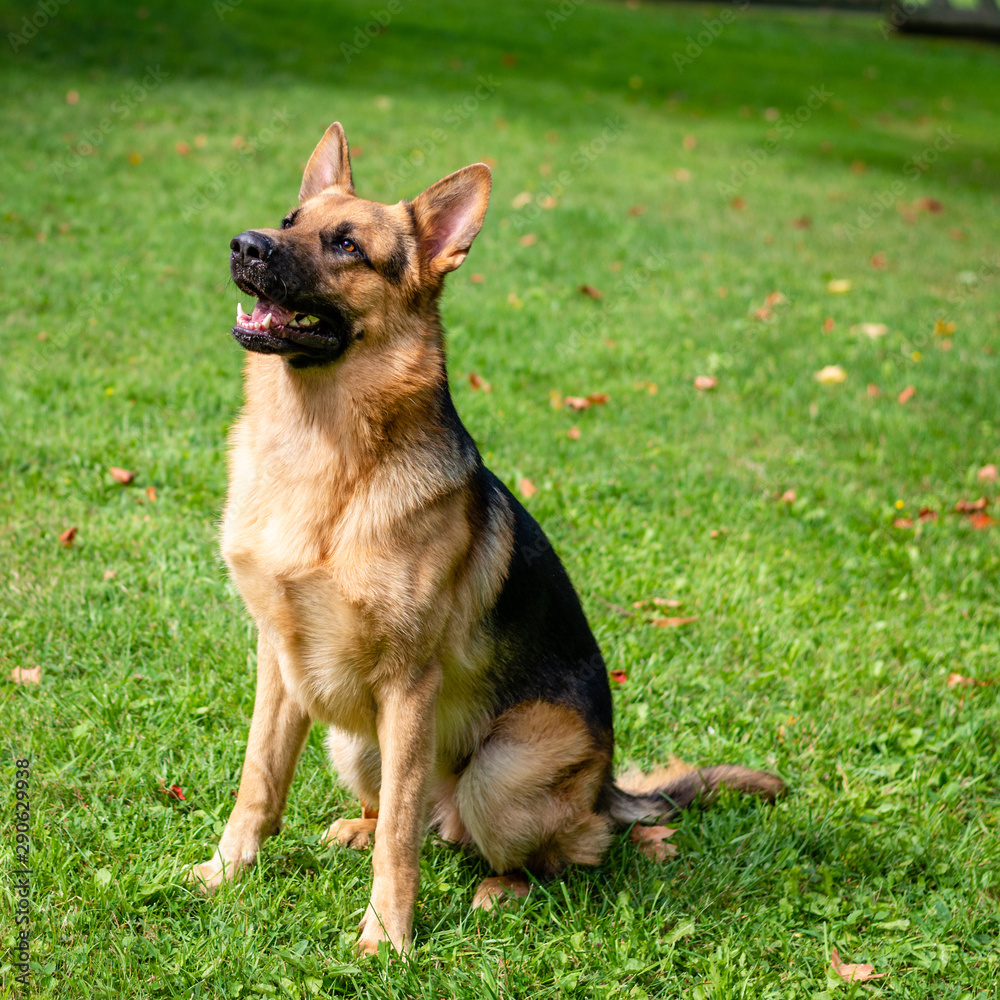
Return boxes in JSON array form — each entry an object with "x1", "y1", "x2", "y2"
[{"x1": 230, "y1": 230, "x2": 274, "y2": 266}]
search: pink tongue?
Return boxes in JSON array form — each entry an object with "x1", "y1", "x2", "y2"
[{"x1": 252, "y1": 298, "x2": 294, "y2": 326}]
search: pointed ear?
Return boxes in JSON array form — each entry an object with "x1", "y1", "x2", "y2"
[
  {"x1": 299, "y1": 122, "x2": 354, "y2": 202},
  {"x1": 411, "y1": 164, "x2": 492, "y2": 275}
]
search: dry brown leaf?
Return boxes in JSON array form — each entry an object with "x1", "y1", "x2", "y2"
[
  {"x1": 110, "y1": 467, "x2": 135, "y2": 484},
  {"x1": 652, "y1": 616, "x2": 698, "y2": 628},
  {"x1": 955, "y1": 497, "x2": 988, "y2": 513},
  {"x1": 830, "y1": 947, "x2": 886, "y2": 982},
  {"x1": 694, "y1": 376, "x2": 717, "y2": 391},
  {"x1": 682, "y1": 134, "x2": 696, "y2": 150},
  {"x1": 630, "y1": 825, "x2": 679, "y2": 861},
  {"x1": 917, "y1": 197, "x2": 943, "y2": 214},
  {"x1": 469, "y1": 272, "x2": 485, "y2": 284},
  {"x1": 59, "y1": 526, "x2": 78, "y2": 547},
  {"x1": 10, "y1": 666, "x2": 41, "y2": 685},
  {"x1": 587, "y1": 392, "x2": 610, "y2": 406},
  {"x1": 893, "y1": 517, "x2": 914, "y2": 529},
  {"x1": 146, "y1": 485, "x2": 157, "y2": 502},
  {"x1": 897, "y1": 385, "x2": 916, "y2": 404},
  {"x1": 518, "y1": 477, "x2": 537, "y2": 499},
  {"x1": 175, "y1": 141, "x2": 190, "y2": 156},
  {"x1": 976, "y1": 464, "x2": 998, "y2": 483},
  {"x1": 652, "y1": 598, "x2": 682, "y2": 608},
  {"x1": 870, "y1": 252, "x2": 887, "y2": 269},
  {"x1": 780, "y1": 489, "x2": 796, "y2": 504},
  {"x1": 918, "y1": 507, "x2": 938, "y2": 522},
  {"x1": 519, "y1": 233, "x2": 537, "y2": 247},
  {"x1": 627, "y1": 204, "x2": 646, "y2": 217},
  {"x1": 567, "y1": 426, "x2": 581, "y2": 440},
  {"x1": 468, "y1": 372, "x2": 491, "y2": 392},
  {"x1": 564, "y1": 396, "x2": 590, "y2": 411},
  {"x1": 730, "y1": 196, "x2": 746, "y2": 209},
  {"x1": 791, "y1": 216, "x2": 811, "y2": 229},
  {"x1": 579, "y1": 284, "x2": 602, "y2": 300},
  {"x1": 947, "y1": 672, "x2": 987, "y2": 689}
]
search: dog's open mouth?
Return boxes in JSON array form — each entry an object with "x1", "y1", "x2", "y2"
[{"x1": 231, "y1": 295, "x2": 348, "y2": 360}]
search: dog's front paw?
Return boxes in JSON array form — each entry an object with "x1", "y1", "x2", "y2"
[
  {"x1": 323, "y1": 817, "x2": 377, "y2": 850},
  {"x1": 356, "y1": 902, "x2": 410, "y2": 956},
  {"x1": 186, "y1": 853, "x2": 245, "y2": 894}
]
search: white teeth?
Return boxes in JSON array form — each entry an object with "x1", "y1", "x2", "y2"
[{"x1": 261, "y1": 313, "x2": 272, "y2": 330}]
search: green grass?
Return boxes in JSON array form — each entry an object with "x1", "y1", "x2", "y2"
[{"x1": 2, "y1": 0, "x2": 999, "y2": 996}]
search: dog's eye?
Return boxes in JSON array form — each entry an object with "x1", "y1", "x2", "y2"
[
  {"x1": 340, "y1": 239, "x2": 357, "y2": 253},
  {"x1": 281, "y1": 216, "x2": 294, "y2": 230}
]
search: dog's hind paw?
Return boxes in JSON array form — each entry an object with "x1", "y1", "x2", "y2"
[
  {"x1": 471, "y1": 874, "x2": 531, "y2": 912},
  {"x1": 323, "y1": 817, "x2": 377, "y2": 850}
]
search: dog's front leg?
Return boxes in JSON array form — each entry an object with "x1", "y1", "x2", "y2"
[
  {"x1": 357, "y1": 663, "x2": 441, "y2": 956},
  {"x1": 188, "y1": 631, "x2": 311, "y2": 892}
]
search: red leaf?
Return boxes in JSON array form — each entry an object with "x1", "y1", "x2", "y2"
[
  {"x1": 59, "y1": 526, "x2": 78, "y2": 547},
  {"x1": 918, "y1": 507, "x2": 938, "y2": 522},
  {"x1": 166, "y1": 784, "x2": 186, "y2": 801},
  {"x1": 579, "y1": 284, "x2": 602, "y2": 300},
  {"x1": 586, "y1": 392, "x2": 610, "y2": 406},
  {"x1": 110, "y1": 467, "x2": 135, "y2": 484},
  {"x1": 730, "y1": 196, "x2": 746, "y2": 209},
  {"x1": 897, "y1": 385, "x2": 916, "y2": 404},
  {"x1": 830, "y1": 947, "x2": 887, "y2": 982},
  {"x1": 970, "y1": 512, "x2": 995, "y2": 530},
  {"x1": 610, "y1": 669, "x2": 627, "y2": 684},
  {"x1": 822, "y1": 317, "x2": 835, "y2": 333},
  {"x1": 468, "y1": 372, "x2": 491, "y2": 392},
  {"x1": 146, "y1": 485, "x2": 157, "y2": 502},
  {"x1": 870, "y1": 252, "x2": 887, "y2": 269}
]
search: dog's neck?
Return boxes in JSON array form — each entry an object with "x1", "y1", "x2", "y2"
[{"x1": 240, "y1": 310, "x2": 470, "y2": 481}]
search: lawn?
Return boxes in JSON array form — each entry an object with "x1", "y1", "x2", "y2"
[{"x1": 1, "y1": 0, "x2": 999, "y2": 996}]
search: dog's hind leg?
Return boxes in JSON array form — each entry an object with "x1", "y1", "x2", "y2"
[
  {"x1": 322, "y1": 729, "x2": 381, "y2": 849},
  {"x1": 188, "y1": 632, "x2": 311, "y2": 892},
  {"x1": 454, "y1": 700, "x2": 613, "y2": 909}
]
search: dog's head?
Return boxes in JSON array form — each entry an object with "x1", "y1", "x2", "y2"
[{"x1": 229, "y1": 122, "x2": 491, "y2": 367}]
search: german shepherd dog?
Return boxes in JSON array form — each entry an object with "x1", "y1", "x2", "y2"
[{"x1": 188, "y1": 122, "x2": 785, "y2": 954}]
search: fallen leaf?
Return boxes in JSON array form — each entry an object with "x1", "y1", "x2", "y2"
[
  {"x1": 954, "y1": 498, "x2": 988, "y2": 513},
  {"x1": 165, "y1": 784, "x2": 186, "y2": 801},
  {"x1": 916, "y1": 197, "x2": 943, "y2": 214},
  {"x1": 518, "y1": 477, "x2": 537, "y2": 499},
  {"x1": 870, "y1": 252, "x2": 887, "y2": 269},
  {"x1": 977, "y1": 464, "x2": 998, "y2": 482},
  {"x1": 673, "y1": 167, "x2": 691, "y2": 182},
  {"x1": 867, "y1": 383, "x2": 881, "y2": 398},
  {"x1": 194, "y1": 134, "x2": 207, "y2": 148},
  {"x1": 780, "y1": 489, "x2": 796, "y2": 503},
  {"x1": 970, "y1": 512, "x2": 995, "y2": 529},
  {"x1": 567, "y1": 426, "x2": 581, "y2": 440},
  {"x1": 511, "y1": 191, "x2": 532, "y2": 210},
  {"x1": 682, "y1": 134, "x2": 697, "y2": 150},
  {"x1": 815, "y1": 365, "x2": 847, "y2": 384},
  {"x1": 66, "y1": 90, "x2": 80, "y2": 104},
  {"x1": 579, "y1": 284, "x2": 602, "y2": 300},
  {"x1": 791, "y1": 215, "x2": 811, "y2": 229},
  {"x1": 59, "y1": 526, "x2": 78, "y2": 547},
  {"x1": 933, "y1": 318, "x2": 956, "y2": 336},
  {"x1": 947, "y1": 672, "x2": 987, "y2": 688},
  {"x1": 468, "y1": 372, "x2": 491, "y2": 392},
  {"x1": 110, "y1": 467, "x2": 135, "y2": 484},
  {"x1": 855, "y1": 322, "x2": 888, "y2": 339},
  {"x1": 918, "y1": 507, "x2": 938, "y2": 522},
  {"x1": 694, "y1": 375, "x2": 717, "y2": 391},
  {"x1": 851, "y1": 160, "x2": 867, "y2": 174},
  {"x1": 893, "y1": 517, "x2": 914, "y2": 529},
  {"x1": 587, "y1": 392, "x2": 610, "y2": 406},
  {"x1": 652, "y1": 616, "x2": 699, "y2": 628},
  {"x1": 822, "y1": 317, "x2": 835, "y2": 333},
  {"x1": 103, "y1": 569, "x2": 117, "y2": 580},
  {"x1": 764, "y1": 291, "x2": 786, "y2": 307},
  {"x1": 630, "y1": 825, "x2": 679, "y2": 861},
  {"x1": 627, "y1": 204, "x2": 646, "y2": 217},
  {"x1": 826, "y1": 279, "x2": 851, "y2": 294},
  {"x1": 539, "y1": 195, "x2": 557, "y2": 209},
  {"x1": 564, "y1": 396, "x2": 590, "y2": 411},
  {"x1": 518, "y1": 233, "x2": 537, "y2": 247},
  {"x1": 897, "y1": 385, "x2": 916, "y2": 404},
  {"x1": 652, "y1": 598, "x2": 682, "y2": 608},
  {"x1": 755, "y1": 306, "x2": 772, "y2": 321},
  {"x1": 949, "y1": 228, "x2": 966, "y2": 241},
  {"x1": 469, "y1": 272, "x2": 485, "y2": 283},
  {"x1": 175, "y1": 141, "x2": 190, "y2": 155},
  {"x1": 830, "y1": 947, "x2": 887, "y2": 983},
  {"x1": 10, "y1": 666, "x2": 41, "y2": 685},
  {"x1": 730, "y1": 196, "x2": 746, "y2": 209},
  {"x1": 610, "y1": 669, "x2": 627, "y2": 684},
  {"x1": 146, "y1": 485, "x2": 157, "y2": 502}
]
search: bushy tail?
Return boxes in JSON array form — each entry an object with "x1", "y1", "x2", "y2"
[{"x1": 607, "y1": 759, "x2": 787, "y2": 827}]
